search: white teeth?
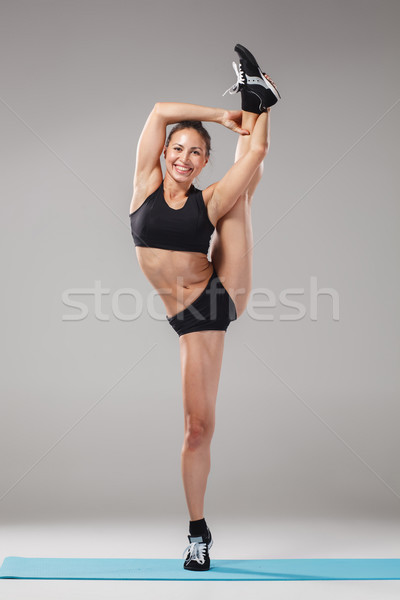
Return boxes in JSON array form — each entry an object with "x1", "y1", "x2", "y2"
[{"x1": 175, "y1": 165, "x2": 191, "y2": 173}]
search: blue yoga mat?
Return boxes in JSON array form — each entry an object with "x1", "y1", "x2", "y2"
[{"x1": 1, "y1": 557, "x2": 399, "y2": 580}]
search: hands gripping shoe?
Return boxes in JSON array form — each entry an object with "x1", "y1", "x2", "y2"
[
  {"x1": 183, "y1": 527, "x2": 213, "y2": 571},
  {"x1": 223, "y1": 43, "x2": 281, "y2": 113}
]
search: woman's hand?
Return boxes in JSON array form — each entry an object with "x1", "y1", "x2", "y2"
[{"x1": 220, "y1": 110, "x2": 250, "y2": 135}]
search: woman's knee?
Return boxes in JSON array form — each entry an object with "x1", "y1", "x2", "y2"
[
  {"x1": 183, "y1": 414, "x2": 214, "y2": 450},
  {"x1": 235, "y1": 186, "x2": 258, "y2": 207},
  {"x1": 236, "y1": 190, "x2": 250, "y2": 204}
]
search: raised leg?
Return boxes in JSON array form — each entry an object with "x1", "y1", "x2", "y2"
[
  {"x1": 210, "y1": 109, "x2": 270, "y2": 317},
  {"x1": 179, "y1": 330, "x2": 226, "y2": 520}
]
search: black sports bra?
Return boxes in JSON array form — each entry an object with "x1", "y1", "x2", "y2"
[{"x1": 129, "y1": 181, "x2": 215, "y2": 255}]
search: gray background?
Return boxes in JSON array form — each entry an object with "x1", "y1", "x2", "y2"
[{"x1": 0, "y1": 0, "x2": 399, "y2": 524}]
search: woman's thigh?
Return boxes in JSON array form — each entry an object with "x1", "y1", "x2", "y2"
[
  {"x1": 210, "y1": 194, "x2": 253, "y2": 318},
  {"x1": 179, "y1": 330, "x2": 226, "y2": 430}
]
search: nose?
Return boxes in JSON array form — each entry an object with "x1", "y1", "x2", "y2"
[{"x1": 181, "y1": 149, "x2": 191, "y2": 163}]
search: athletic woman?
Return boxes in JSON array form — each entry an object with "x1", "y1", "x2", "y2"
[{"x1": 129, "y1": 44, "x2": 280, "y2": 571}]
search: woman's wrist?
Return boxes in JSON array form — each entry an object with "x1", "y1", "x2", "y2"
[{"x1": 213, "y1": 108, "x2": 225, "y2": 125}]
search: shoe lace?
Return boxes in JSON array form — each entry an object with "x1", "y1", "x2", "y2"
[
  {"x1": 183, "y1": 541, "x2": 207, "y2": 564},
  {"x1": 222, "y1": 61, "x2": 245, "y2": 96}
]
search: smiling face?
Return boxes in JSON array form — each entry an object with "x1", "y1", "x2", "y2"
[{"x1": 164, "y1": 128, "x2": 209, "y2": 183}]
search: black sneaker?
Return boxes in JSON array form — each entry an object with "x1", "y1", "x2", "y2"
[
  {"x1": 223, "y1": 43, "x2": 281, "y2": 113},
  {"x1": 183, "y1": 527, "x2": 213, "y2": 571}
]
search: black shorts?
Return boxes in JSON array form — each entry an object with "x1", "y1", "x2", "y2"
[{"x1": 166, "y1": 267, "x2": 237, "y2": 337}]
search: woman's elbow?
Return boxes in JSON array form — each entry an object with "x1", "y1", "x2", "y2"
[{"x1": 152, "y1": 102, "x2": 170, "y2": 123}]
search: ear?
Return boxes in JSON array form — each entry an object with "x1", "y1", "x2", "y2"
[{"x1": 163, "y1": 145, "x2": 167, "y2": 159}]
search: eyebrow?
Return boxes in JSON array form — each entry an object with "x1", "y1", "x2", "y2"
[{"x1": 173, "y1": 143, "x2": 203, "y2": 150}]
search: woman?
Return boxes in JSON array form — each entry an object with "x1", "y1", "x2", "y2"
[{"x1": 129, "y1": 44, "x2": 280, "y2": 571}]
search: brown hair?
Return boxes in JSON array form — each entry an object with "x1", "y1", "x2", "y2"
[{"x1": 165, "y1": 121, "x2": 211, "y2": 157}]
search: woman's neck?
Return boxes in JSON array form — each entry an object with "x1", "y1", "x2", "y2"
[{"x1": 163, "y1": 172, "x2": 193, "y2": 201}]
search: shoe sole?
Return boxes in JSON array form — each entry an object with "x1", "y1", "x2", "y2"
[
  {"x1": 183, "y1": 563, "x2": 210, "y2": 571},
  {"x1": 234, "y1": 43, "x2": 281, "y2": 100}
]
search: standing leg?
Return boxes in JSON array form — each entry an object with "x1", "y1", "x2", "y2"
[
  {"x1": 210, "y1": 109, "x2": 271, "y2": 317},
  {"x1": 179, "y1": 330, "x2": 226, "y2": 520}
]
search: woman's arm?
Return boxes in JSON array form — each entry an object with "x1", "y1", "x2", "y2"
[
  {"x1": 132, "y1": 104, "x2": 166, "y2": 199},
  {"x1": 132, "y1": 103, "x2": 249, "y2": 206},
  {"x1": 153, "y1": 102, "x2": 248, "y2": 132}
]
